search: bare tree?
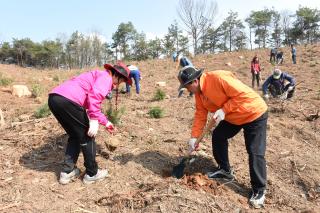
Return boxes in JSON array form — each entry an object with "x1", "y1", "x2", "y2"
[
  {"x1": 281, "y1": 10, "x2": 293, "y2": 45},
  {"x1": 177, "y1": 0, "x2": 217, "y2": 55}
]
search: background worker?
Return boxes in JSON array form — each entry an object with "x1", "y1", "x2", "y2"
[
  {"x1": 291, "y1": 44, "x2": 297, "y2": 64},
  {"x1": 262, "y1": 68, "x2": 296, "y2": 100},
  {"x1": 251, "y1": 54, "x2": 262, "y2": 88},
  {"x1": 126, "y1": 64, "x2": 141, "y2": 95},
  {"x1": 276, "y1": 50, "x2": 284, "y2": 65},
  {"x1": 48, "y1": 61, "x2": 131, "y2": 185},
  {"x1": 270, "y1": 47, "x2": 277, "y2": 63},
  {"x1": 177, "y1": 66, "x2": 268, "y2": 208},
  {"x1": 172, "y1": 51, "x2": 194, "y2": 97}
]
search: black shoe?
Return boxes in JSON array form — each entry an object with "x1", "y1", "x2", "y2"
[
  {"x1": 249, "y1": 190, "x2": 266, "y2": 209},
  {"x1": 207, "y1": 167, "x2": 235, "y2": 180}
]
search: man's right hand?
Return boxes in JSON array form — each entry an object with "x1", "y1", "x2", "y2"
[{"x1": 188, "y1": 138, "x2": 199, "y2": 153}]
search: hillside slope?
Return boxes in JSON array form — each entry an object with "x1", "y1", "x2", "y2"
[{"x1": 0, "y1": 44, "x2": 319, "y2": 212}]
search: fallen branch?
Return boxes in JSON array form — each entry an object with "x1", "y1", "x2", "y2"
[
  {"x1": 0, "y1": 201, "x2": 21, "y2": 211},
  {"x1": 11, "y1": 117, "x2": 48, "y2": 127}
]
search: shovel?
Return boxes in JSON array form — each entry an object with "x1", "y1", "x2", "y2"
[{"x1": 172, "y1": 117, "x2": 216, "y2": 178}]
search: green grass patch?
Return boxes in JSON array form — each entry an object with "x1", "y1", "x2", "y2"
[
  {"x1": 31, "y1": 84, "x2": 44, "y2": 98},
  {"x1": 0, "y1": 74, "x2": 13, "y2": 86},
  {"x1": 34, "y1": 103, "x2": 51, "y2": 118}
]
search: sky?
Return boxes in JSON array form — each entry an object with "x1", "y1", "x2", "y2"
[{"x1": 0, "y1": 0, "x2": 319, "y2": 43}]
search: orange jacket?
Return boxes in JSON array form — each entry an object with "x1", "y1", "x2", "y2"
[{"x1": 191, "y1": 70, "x2": 268, "y2": 138}]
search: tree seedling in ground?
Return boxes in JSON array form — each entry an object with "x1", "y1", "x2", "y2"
[
  {"x1": 153, "y1": 88, "x2": 166, "y2": 101},
  {"x1": 105, "y1": 106, "x2": 126, "y2": 125},
  {"x1": 148, "y1": 107, "x2": 164, "y2": 118}
]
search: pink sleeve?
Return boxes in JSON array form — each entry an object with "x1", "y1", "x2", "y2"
[{"x1": 86, "y1": 73, "x2": 112, "y2": 126}]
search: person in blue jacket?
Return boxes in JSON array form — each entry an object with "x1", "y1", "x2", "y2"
[
  {"x1": 262, "y1": 68, "x2": 295, "y2": 100},
  {"x1": 172, "y1": 52, "x2": 194, "y2": 97},
  {"x1": 126, "y1": 65, "x2": 141, "y2": 94}
]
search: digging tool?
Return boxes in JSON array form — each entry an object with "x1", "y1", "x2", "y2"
[{"x1": 172, "y1": 117, "x2": 216, "y2": 179}]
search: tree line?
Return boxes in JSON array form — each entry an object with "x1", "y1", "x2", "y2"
[{"x1": 0, "y1": 0, "x2": 319, "y2": 69}]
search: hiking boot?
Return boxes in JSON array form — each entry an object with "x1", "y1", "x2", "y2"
[
  {"x1": 83, "y1": 169, "x2": 109, "y2": 184},
  {"x1": 207, "y1": 167, "x2": 235, "y2": 180},
  {"x1": 249, "y1": 190, "x2": 266, "y2": 209},
  {"x1": 59, "y1": 168, "x2": 80, "y2": 185}
]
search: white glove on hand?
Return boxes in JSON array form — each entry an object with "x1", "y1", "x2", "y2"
[
  {"x1": 87, "y1": 120, "x2": 99, "y2": 137},
  {"x1": 213, "y1": 109, "x2": 225, "y2": 125},
  {"x1": 287, "y1": 86, "x2": 294, "y2": 91},
  {"x1": 188, "y1": 138, "x2": 199, "y2": 153},
  {"x1": 280, "y1": 91, "x2": 288, "y2": 100},
  {"x1": 105, "y1": 121, "x2": 115, "y2": 133},
  {"x1": 263, "y1": 94, "x2": 269, "y2": 100}
]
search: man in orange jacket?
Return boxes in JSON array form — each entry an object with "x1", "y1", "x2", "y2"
[{"x1": 177, "y1": 66, "x2": 268, "y2": 208}]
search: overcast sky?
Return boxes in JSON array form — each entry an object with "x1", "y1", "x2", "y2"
[{"x1": 0, "y1": 0, "x2": 319, "y2": 43}]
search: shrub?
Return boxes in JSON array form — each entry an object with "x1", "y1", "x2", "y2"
[
  {"x1": 34, "y1": 103, "x2": 51, "y2": 118},
  {"x1": 148, "y1": 107, "x2": 164, "y2": 118},
  {"x1": 106, "y1": 106, "x2": 126, "y2": 125},
  {"x1": 31, "y1": 84, "x2": 43, "y2": 98},
  {"x1": 153, "y1": 88, "x2": 166, "y2": 101}
]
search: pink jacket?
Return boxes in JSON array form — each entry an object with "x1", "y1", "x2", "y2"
[{"x1": 50, "y1": 70, "x2": 113, "y2": 126}]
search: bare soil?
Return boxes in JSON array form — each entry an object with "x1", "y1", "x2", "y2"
[{"x1": 0, "y1": 44, "x2": 319, "y2": 212}]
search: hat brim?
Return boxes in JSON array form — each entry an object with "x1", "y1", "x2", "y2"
[
  {"x1": 104, "y1": 64, "x2": 132, "y2": 86},
  {"x1": 177, "y1": 68, "x2": 203, "y2": 92}
]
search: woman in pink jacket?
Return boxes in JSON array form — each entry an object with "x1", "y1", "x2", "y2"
[
  {"x1": 251, "y1": 55, "x2": 262, "y2": 88},
  {"x1": 48, "y1": 61, "x2": 131, "y2": 185}
]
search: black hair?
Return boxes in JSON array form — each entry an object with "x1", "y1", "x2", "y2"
[{"x1": 110, "y1": 68, "x2": 126, "y2": 81}]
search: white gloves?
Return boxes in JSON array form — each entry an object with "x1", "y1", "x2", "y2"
[
  {"x1": 188, "y1": 138, "x2": 199, "y2": 153},
  {"x1": 87, "y1": 120, "x2": 99, "y2": 137},
  {"x1": 263, "y1": 94, "x2": 269, "y2": 100},
  {"x1": 105, "y1": 121, "x2": 115, "y2": 133},
  {"x1": 213, "y1": 109, "x2": 225, "y2": 125},
  {"x1": 288, "y1": 86, "x2": 294, "y2": 91},
  {"x1": 280, "y1": 91, "x2": 288, "y2": 100}
]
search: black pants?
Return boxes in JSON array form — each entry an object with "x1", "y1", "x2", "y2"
[
  {"x1": 270, "y1": 53, "x2": 276, "y2": 63},
  {"x1": 48, "y1": 94, "x2": 98, "y2": 176},
  {"x1": 212, "y1": 112, "x2": 268, "y2": 192},
  {"x1": 251, "y1": 72, "x2": 260, "y2": 88}
]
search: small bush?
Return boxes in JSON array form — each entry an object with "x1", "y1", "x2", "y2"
[
  {"x1": 148, "y1": 107, "x2": 164, "y2": 119},
  {"x1": 0, "y1": 75, "x2": 13, "y2": 86},
  {"x1": 34, "y1": 103, "x2": 51, "y2": 118},
  {"x1": 153, "y1": 89, "x2": 166, "y2": 101},
  {"x1": 53, "y1": 75, "x2": 60, "y2": 82},
  {"x1": 106, "y1": 107, "x2": 126, "y2": 125},
  {"x1": 31, "y1": 84, "x2": 44, "y2": 98}
]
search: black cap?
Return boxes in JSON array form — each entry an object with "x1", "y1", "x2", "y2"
[{"x1": 177, "y1": 66, "x2": 203, "y2": 91}]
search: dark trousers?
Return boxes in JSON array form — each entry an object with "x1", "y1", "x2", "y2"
[
  {"x1": 292, "y1": 55, "x2": 296, "y2": 64},
  {"x1": 212, "y1": 112, "x2": 268, "y2": 192},
  {"x1": 251, "y1": 72, "x2": 260, "y2": 88},
  {"x1": 270, "y1": 53, "x2": 276, "y2": 63},
  {"x1": 48, "y1": 94, "x2": 98, "y2": 176}
]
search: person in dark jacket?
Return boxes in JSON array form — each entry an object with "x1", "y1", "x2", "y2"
[
  {"x1": 276, "y1": 51, "x2": 284, "y2": 65},
  {"x1": 262, "y1": 68, "x2": 295, "y2": 100},
  {"x1": 172, "y1": 52, "x2": 194, "y2": 97},
  {"x1": 251, "y1": 55, "x2": 262, "y2": 88}
]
